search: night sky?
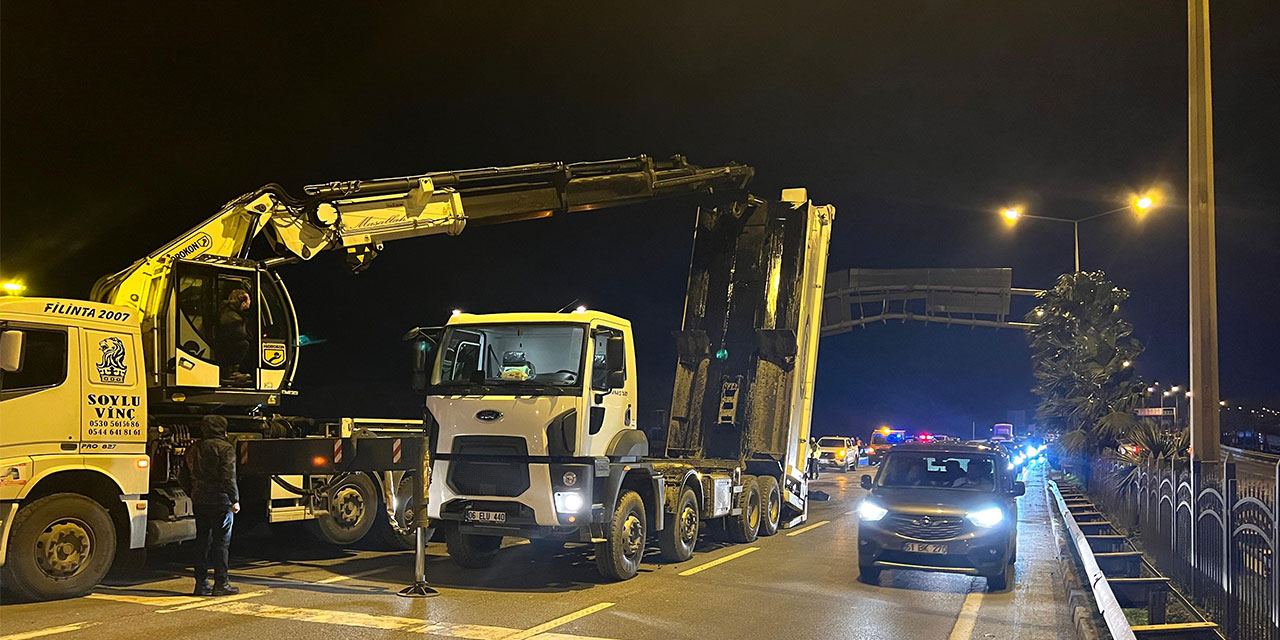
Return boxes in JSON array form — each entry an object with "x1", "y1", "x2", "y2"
[{"x1": 3, "y1": 3, "x2": 1277, "y2": 440}]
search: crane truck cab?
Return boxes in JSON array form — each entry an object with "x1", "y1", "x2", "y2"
[
  {"x1": 0, "y1": 297, "x2": 150, "y2": 601},
  {"x1": 424, "y1": 310, "x2": 663, "y2": 580}
]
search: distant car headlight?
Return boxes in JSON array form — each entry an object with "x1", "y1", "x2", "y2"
[
  {"x1": 966, "y1": 506, "x2": 1004, "y2": 528},
  {"x1": 858, "y1": 500, "x2": 888, "y2": 521},
  {"x1": 554, "y1": 491, "x2": 584, "y2": 513}
]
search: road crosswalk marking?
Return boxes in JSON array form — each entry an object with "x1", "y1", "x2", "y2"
[{"x1": 157, "y1": 588, "x2": 269, "y2": 612}]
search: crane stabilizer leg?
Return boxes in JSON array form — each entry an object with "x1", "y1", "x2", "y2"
[{"x1": 398, "y1": 439, "x2": 437, "y2": 598}]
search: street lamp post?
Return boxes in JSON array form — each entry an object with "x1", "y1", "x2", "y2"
[{"x1": 1001, "y1": 197, "x2": 1154, "y2": 273}]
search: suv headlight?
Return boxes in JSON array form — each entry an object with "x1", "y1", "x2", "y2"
[
  {"x1": 554, "y1": 491, "x2": 584, "y2": 513},
  {"x1": 966, "y1": 506, "x2": 1004, "y2": 528},
  {"x1": 858, "y1": 500, "x2": 888, "y2": 521}
]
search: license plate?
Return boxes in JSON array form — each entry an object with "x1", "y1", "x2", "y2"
[
  {"x1": 904, "y1": 542, "x2": 947, "y2": 554},
  {"x1": 465, "y1": 510, "x2": 506, "y2": 524}
]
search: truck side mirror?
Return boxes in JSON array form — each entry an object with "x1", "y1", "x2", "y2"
[
  {"x1": 0, "y1": 330, "x2": 24, "y2": 373},
  {"x1": 860, "y1": 475, "x2": 873, "y2": 490},
  {"x1": 1012, "y1": 481, "x2": 1026, "y2": 497}
]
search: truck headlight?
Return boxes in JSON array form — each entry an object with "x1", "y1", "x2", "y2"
[
  {"x1": 838, "y1": 449, "x2": 847, "y2": 458},
  {"x1": 966, "y1": 506, "x2": 1004, "y2": 528},
  {"x1": 858, "y1": 500, "x2": 888, "y2": 521},
  {"x1": 554, "y1": 491, "x2": 584, "y2": 513}
]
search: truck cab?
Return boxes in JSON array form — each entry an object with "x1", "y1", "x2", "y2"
[
  {"x1": 0, "y1": 297, "x2": 151, "y2": 600},
  {"x1": 424, "y1": 310, "x2": 661, "y2": 580}
]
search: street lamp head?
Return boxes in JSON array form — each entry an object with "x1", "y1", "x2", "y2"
[
  {"x1": 1147, "y1": 386, "x2": 1156, "y2": 393},
  {"x1": 1121, "y1": 360, "x2": 1131, "y2": 368},
  {"x1": 1171, "y1": 385, "x2": 1180, "y2": 392},
  {"x1": 1001, "y1": 207, "x2": 1022, "y2": 222}
]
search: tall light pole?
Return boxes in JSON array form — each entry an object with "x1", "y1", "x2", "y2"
[
  {"x1": 1187, "y1": 0, "x2": 1221, "y2": 462},
  {"x1": 1001, "y1": 197, "x2": 1155, "y2": 273}
]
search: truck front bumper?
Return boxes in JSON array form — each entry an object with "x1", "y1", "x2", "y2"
[{"x1": 428, "y1": 459, "x2": 601, "y2": 530}]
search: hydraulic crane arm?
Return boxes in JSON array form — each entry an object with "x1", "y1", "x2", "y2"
[{"x1": 92, "y1": 155, "x2": 753, "y2": 310}]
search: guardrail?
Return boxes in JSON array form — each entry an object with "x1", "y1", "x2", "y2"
[{"x1": 1049, "y1": 479, "x2": 1222, "y2": 640}]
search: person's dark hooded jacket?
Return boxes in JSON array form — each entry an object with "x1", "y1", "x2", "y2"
[{"x1": 179, "y1": 415, "x2": 239, "y2": 506}]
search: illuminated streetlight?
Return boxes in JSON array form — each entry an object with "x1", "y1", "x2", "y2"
[
  {"x1": 998, "y1": 195, "x2": 1160, "y2": 272},
  {"x1": 451, "y1": 308, "x2": 462, "y2": 317},
  {"x1": 1171, "y1": 385, "x2": 1181, "y2": 392},
  {"x1": 2, "y1": 281, "x2": 24, "y2": 295},
  {"x1": 1122, "y1": 360, "x2": 1132, "y2": 368}
]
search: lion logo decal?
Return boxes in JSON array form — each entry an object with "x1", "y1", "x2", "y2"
[{"x1": 96, "y1": 337, "x2": 128, "y2": 384}]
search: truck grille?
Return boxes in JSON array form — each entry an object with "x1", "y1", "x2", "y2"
[
  {"x1": 884, "y1": 514, "x2": 965, "y2": 540},
  {"x1": 447, "y1": 436, "x2": 530, "y2": 498}
]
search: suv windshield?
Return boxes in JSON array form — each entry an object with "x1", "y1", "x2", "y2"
[
  {"x1": 878, "y1": 452, "x2": 998, "y2": 491},
  {"x1": 818, "y1": 438, "x2": 847, "y2": 447},
  {"x1": 431, "y1": 324, "x2": 585, "y2": 395}
]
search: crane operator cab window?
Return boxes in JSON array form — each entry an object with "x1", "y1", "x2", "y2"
[
  {"x1": 215, "y1": 282, "x2": 254, "y2": 386},
  {"x1": 172, "y1": 264, "x2": 258, "y2": 389}
]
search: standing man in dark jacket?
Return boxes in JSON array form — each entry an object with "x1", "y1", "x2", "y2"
[
  {"x1": 216, "y1": 288, "x2": 252, "y2": 385},
  {"x1": 178, "y1": 415, "x2": 241, "y2": 596}
]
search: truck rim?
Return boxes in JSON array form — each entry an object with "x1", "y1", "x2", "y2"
[
  {"x1": 767, "y1": 491, "x2": 779, "y2": 526},
  {"x1": 35, "y1": 518, "x2": 93, "y2": 579},
  {"x1": 678, "y1": 504, "x2": 698, "y2": 546},
  {"x1": 623, "y1": 513, "x2": 644, "y2": 560},
  {"x1": 333, "y1": 485, "x2": 366, "y2": 528}
]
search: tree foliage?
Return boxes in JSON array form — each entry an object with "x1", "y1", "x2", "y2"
[{"x1": 1026, "y1": 271, "x2": 1145, "y2": 451}]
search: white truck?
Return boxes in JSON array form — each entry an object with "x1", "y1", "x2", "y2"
[
  {"x1": 422, "y1": 191, "x2": 834, "y2": 579},
  {"x1": 1, "y1": 155, "x2": 758, "y2": 600}
]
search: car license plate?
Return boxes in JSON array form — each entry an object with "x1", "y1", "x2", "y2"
[
  {"x1": 904, "y1": 542, "x2": 947, "y2": 554},
  {"x1": 465, "y1": 510, "x2": 506, "y2": 524}
]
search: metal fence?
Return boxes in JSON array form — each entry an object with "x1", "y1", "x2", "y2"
[{"x1": 1075, "y1": 454, "x2": 1279, "y2": 640}]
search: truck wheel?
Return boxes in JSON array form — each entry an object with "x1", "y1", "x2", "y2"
[
  {"x1": 444, "y1": 523, "x2": 501, "y2": 568},
  {"x1": 371, "y1": 474, "x2": 416, "y2": 550},
  {"x1": 1, "y1": 494, "x2": 117, "y2": 601},
  {"x1": 725, "y1": 476, "x2": 760, "y2": 544},
  {"x1": 309, "y1": 474, "x2": 378, "y2": 546},
  {"x1": 756, "y1": 476, "x2": 781, "y2": 537},
  {"x1": 658, "y1": 487, "x2": 699, "y2": 562},
  {"x1": 596, "y1": 490, "x2": 646, "y2": 580}
]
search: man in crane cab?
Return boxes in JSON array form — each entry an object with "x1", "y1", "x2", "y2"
[
  {"x1": 500, "y1": 350, "x2": 535, "y2": 381},
  {"x1": 217, "y1": 288, "x2": 252, "y2": 385},
  {"x1": 178, "y1": 415, "x2": 241, "y2": 596}
]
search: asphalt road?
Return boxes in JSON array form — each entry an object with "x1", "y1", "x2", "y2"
[{"x1": 1, "y1": 462, "x2": 1073, "y2": 640}]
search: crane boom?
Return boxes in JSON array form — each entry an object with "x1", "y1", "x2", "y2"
[{"x1": 87, "y1": 154, "x2": 754, "y2": 407}]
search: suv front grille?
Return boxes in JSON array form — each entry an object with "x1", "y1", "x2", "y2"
[{"x1": 884, "y1": 514, "x2": 965, "y2": 540}]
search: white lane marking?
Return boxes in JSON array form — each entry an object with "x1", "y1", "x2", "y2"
[
  {"x1": 203, "y1": 601, "x2": 518, "y2": 640},
  {"x1": 947, "y1": 590, "x2": 984, "y2": 640},
  {"x1": 316, "y1": 566, "x2": 387, "y2": 584},
  {"x1": 678, "y1": 546, "x2": 761, "y2": 576},
  {"x1": 504, "y1": 602, "x2": 616, "y2": 640},
  {"x1": 157, "y1": 589, "x2": 269, "y2": 613},
  {"x1": 785, "y1": 520, "x2": 830, "y2": 536},
  {"x1": 1, "y1": 622, "x2": 100, "y2": 640},
  {"x1": 85, "y1": 593, "x2": 204, "y2": 607}
]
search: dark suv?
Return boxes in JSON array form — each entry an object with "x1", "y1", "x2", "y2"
[{"x1": 856, "y1": 442, "x2": 1024, "y2": 591}]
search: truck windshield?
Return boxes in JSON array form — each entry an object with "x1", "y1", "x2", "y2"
[
  {"x1": 431, "y1": 324, "x2": 585, "y2": 395},
  {"x1": 878, "y1": 453, "x2": 998, "y2": 491},
  {"x1": 818, "y1": 438, "x2": 846, "y2": 447}
]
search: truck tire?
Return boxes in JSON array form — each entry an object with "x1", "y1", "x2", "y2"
[
  {"x1": 309, "y1": 474, "x2": 378, "y2": 546},
  {"x1": 444, "y1": 523, "x2": 501, "y2": 568},
  {"x1": 596, "y1": 490, "x2": 646, "y2": 580},
  {"x1": 371, "y1": 473, "x2": 416, "y2": 550},
  {"x1": 756, "y1": 476, "x2": 781, "y2": 537},
  {"x1": 1, "y1": 494, "x2": 117, "y2": 601},
  {"x1": 725, "y1": 476, "x2": 760, "y2": 544},
  {"x1": 658, "y1": 487, "x2": 699, "y2": 563}
]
